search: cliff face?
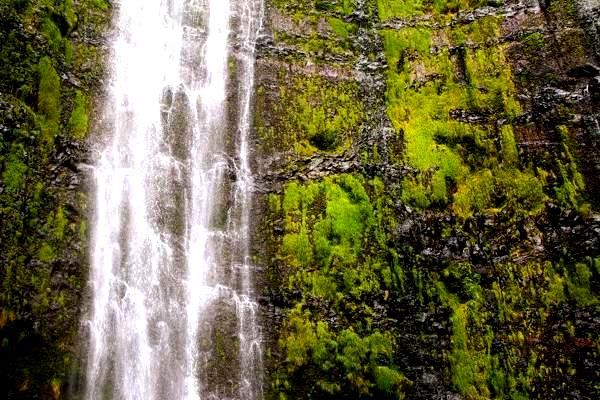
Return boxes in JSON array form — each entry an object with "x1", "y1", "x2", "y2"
[
  {"x1": 0, "y1": 1, "x2": 110, "y2": 398},
  {"x1": 253, "y1": 0, "x2": 599, "y2": 398},
  {"x1": 0, "y1": 0, "x2": 598, "y2": 399}
]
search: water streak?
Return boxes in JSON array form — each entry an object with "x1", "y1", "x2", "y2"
[{"x1": 84, "y1": 0, "x2": 263, "y2": 399}]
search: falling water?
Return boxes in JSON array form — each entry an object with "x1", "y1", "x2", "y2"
[{"x1": 83, "y1": 0, "x2": 263, "y2": 399}]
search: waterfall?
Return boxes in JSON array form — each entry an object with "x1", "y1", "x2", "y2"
[{"x1": 83, "y1": 0, "x2": 264, "y2": 399}]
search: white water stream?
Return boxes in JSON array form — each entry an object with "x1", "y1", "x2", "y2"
[{"x1": 83, "y1": 0, "x2": 263, "y2": 399}]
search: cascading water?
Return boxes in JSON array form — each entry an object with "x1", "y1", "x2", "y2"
[{"x1": 83, "y1": 0, "x2": 263, "y2": 399}]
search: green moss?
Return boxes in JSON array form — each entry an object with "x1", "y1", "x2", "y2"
[
  {"x1": 64, "y1": 0, "x2": 77, "y2": 31},
  {"x1": 377, "y1": 0, "x2": 489, "y2": 20},
  {"x1": 566, "y1": 262, "x2": 597, "y2": 306},
  {"x1": 79, "y1": 219, "x2": 88, "y2": 242},
  {"x1": 496, "y1": 168, "x2": 546, "y2": 214},
  {"x1": 281, "y1": 176, "x2": 374, "y2": 275},
  {"x1": 437, "y1": 281, "x2": 492, "y2": 398},
  {"x1": 379, "y1": 15, "x2": 550, "y2": 219},
  {"x1": 401, "y1": 176, "x2": 431, "y2": 208},
  {"x1": 382, "y1": 27, "x2": 470, "y2": 205},
  {"x1": 554, "y1": 126, "x2": 585, "y2": 208},
  {"x1": 280, "y1": 305, "x2": 406, "y2": 397},
  {"x1": 382, "y1": 28, "x2": 432, "y2": 61},
  {"x1": 328, "y1": 17, "x2": 354, "y2": 39},
  {"x1": 500, "y1": 125, "x2": 518, "y2": 165},
  {"x1": 296, "y1": 80, "x2": 360, "y2": 151},
  {"x1": 64, "y1": 40, "x2": 74, "y2": 64},
  {"x1": 85, "y1": 0, "x2": 110, "y2": 11},
  {"x1": 272, "y1": 0, "x2": 355, "y2": 15},
  {"x1": 377, "y1": 0, "x2": 425, "y2": 20},
  {"x1": 548, "y1": 0, "x2": 578, "y2": 20},
  {"x1": 521, "y1": 32, "x2": 546, "y2": 51},
  {"x1": 464, "y1": 46, "x2": 521, "y2": 116},
  {"x1": 52, "y1": 207, "x2": 67, "y2": 241},
  {"x1": 449, "y1": 16, "x2": 501, "y2": 46},
  {"x1": 38, "y1": 243, "x2": 56, "y2": 263},
  {"x1": 257, "y1": 73, "x2": 364, "y2": 156},
  {"x1": 282, "y1": 306, "x2": 318, "y2": 368},
  {"x1": 37, "y1": 56, "x2": 61, "y2": 143},
  {"x1": 374, "y1": 366, "x2": 407, "y2": 395},
  {"x1": 68, "y1": 90, "x2": 89, "y2": 139},
  {"x1": 268, "y1": 193, "x2": 281, "y2": 213},
  {"x1": 437, "y1": 255, "x2": 599, "y2": 400},
  {"x1": 42, "y1": 18, "x2": 63, "y2": 54},
  {"x1": 271, "y1": 8, "x2": 357, "y2": 58},
  {"x1": 282, "y1": 230, "x2": 313, "y2": 267},
  {"x1": 453, "y1": 169, "x2": 494, "y2": 219},
  {"x1": 273, "y1": 176, "x2": 406, "y2": 395},
  {"x1": 0, "y1": 1, "x2": 111, "y2": 397},
  {"x1": 2, "y1": 145, "x2": 28, "y2": 193},
  {"x1": 73, "y1": 42, "x2": 105, "y2": 85}
]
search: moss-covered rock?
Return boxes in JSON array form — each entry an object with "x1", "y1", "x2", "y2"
[
  {"x1": 0, "y1": 1, "x2": 111, "y2": 398},
  {"x1": 256, "y1": 0, "x2": 599, "y2": 399}
]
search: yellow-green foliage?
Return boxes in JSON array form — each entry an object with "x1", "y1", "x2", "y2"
[
  {"x1": 73, "y1": 41, "x2": 104, "y2": 84},
  {"x1": 277, "y1": 184, "x2": 395, "y2": 338},
  {"x1": 2, "y1": 144, "x2": 28, "y2": 193},
  {"x1": 271, "y1": 0, "x2": 354, "y2": 15},
  {"x1": 521, "y1": 32, "x2": 546, "y2": 51},
  {"x1": 294, "y1": 80, "x2": 361, "y2": 150},
  {"x1": 377, "y1": 0, "x2": 425, "y2": 20},
  {"x1": 567, "y1": 262, "x2": 597, "y2": 306},
  {"x1": 68, "y1": 91, "x2": 89, "y2": 139},
  {"x1": 554, "y1": 126, "x2": 585, "y2": 208},
  {"x1": 437, "y1": 258, "x2": 599, "y2": 399},
  {"x1": 280, "y1": 176, "x2": 378, "y2": 299},
  {"x1": 42, "y1": 18, "x2": 63, "y2": 53},
  {"x1": 449, "y1": 16, "x2": 501, "y2": 46},
  {"x1": 374, "y1": 366, "x2": 407, "y2": 397},
  {"x1": 283, "y1": 307, "x2": 318, "y2": 368},
  {"x1": 37, "y1": 56, "x2": 61, "y2": 143},
  {"x1": 65, "y1": 40, "x2": 74, "y2": 64},
  {"x1": 281, "y1": 306, "x2": 407, "y2": 397},
  {"x1": 453, "y1": 169, "x2": 494, "y2": 219},
  {"x1": 257, "y1": 74, "x2": 364, "y2": 156},
  {"x1": 52, "y1": 207, "x2": 68, "y2": 241},
  {"x1": 38, "y1": 243, "x2": 56, "y2": 263},
  {"x1": 380, "y1": 14, "x2": 547, "y2": 218},
  {"x1": 0, "y1": 1, "x2": 112, "y2": 397},
  {"x1": 275, "y1": 30, "x2": 351, "y2": 57},
  {"x1": 382, "y1": 28, "x2": 466, "y2": 184},
  {"x1": 464, "y1": 47, "x2": 521, "y2": 115},
  {"x1": 500, "y1": 125, "x2": 518, "y2": 165},
  {"x1": 282, "y1": 176, "x2": 373, "y2": 260},
  {"x1": 89, "y1": 0, "x2": 110, "y2": 10},
  {"x1": 328, "y1": 17, "x2": 355, "y2": 39},
  {"x1": 64, "y1": 0, "x2": 77, "y2": 30},
  {"x1": 274, "y1": 176, "x2": 411, "y2": 397},
  {"x1": 282, "y1": 229, "x2": 313, "y2": 267},
  {"x1": 495, "y1": 168, "x2": 546, "y2": 213},
  {"x1": 453, "y1": 168, "x2": 546, "y2": 219},
  {"x1": 377, "y1": 0, "x2": 489, "y2": 20},
  {"x1": 449, "y1": 303, "x2": 491, "y2": 398}
]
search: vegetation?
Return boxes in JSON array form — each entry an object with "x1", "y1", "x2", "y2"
[
  {"x1": 0, "y1": 0, "x2": 111, "y2": 397},
  {"x1": 262, "y1": 1, "x2": 599, "y2": 399},
  {"x1": 256, "y1": 72, "x2": 364, "y2": 156},
  {"x1": 68, "y1": 91, "x2": 89, "y2": 139},
  {"x1": 269, "y1": 176, "x2": 407, "y2": 398},
  {"x1": 0, "y1": 0, "x2": 598, "y2": 399}
]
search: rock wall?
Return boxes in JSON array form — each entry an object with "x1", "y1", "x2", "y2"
[
  {"x1": 253, "y1": 0, "x2": 599, "y2": 399},
  {"x1": 0, "y1": 0, "x2": 598, "y2": 399},
  {"x1": 0, "y1": 1, "x2": 110, "y2": 398}
]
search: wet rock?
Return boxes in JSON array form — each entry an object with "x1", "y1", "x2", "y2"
[{"x1": 568, "y1": 63, "x2": 600, "y2": 78}]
